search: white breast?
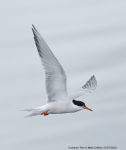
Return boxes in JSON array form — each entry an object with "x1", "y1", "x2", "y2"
[{"x1": 47, "y1": 100, "x2": 83, "y2": 114}]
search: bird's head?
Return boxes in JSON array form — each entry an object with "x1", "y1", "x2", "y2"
[{"x1": 72, "y1": 100, "x2": 92, "y2": 111}]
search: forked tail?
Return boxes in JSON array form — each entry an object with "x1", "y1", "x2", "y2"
[
  {"x1": 20, "y1": 109, "x2": 34, "y2": 111},
  {"x1": 25, "y1": 113, "x2": 40, "y2": 118},
  {"x1": 20, "y1": 109, "x2": 40, "y2": 118}
]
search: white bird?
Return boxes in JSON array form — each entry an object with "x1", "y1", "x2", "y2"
[{"x1": 23, "y1": 25, "x2": 97, "y2": 117}]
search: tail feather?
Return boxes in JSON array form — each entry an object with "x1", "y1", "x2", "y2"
[
  {"x1": 20, "y1": 109, "x2": 34, "y2": 111},
  {"x1": 25, "y1": 113, "x2": 40, "y2": 118},
  {"x1": 20, "y1": 108, "x2": 42, "y2": 118}
]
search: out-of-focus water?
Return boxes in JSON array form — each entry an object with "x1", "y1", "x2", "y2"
[{"x1": 0, "y1": 0, "x2": 126, "y2": 150}]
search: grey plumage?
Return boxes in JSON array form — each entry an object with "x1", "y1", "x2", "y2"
[
  {"x1": 32, "y1": 25, "x2": 68, "y2": 103},
  {"x1": 69, "y1": 75, "x2": 97, "y2": 99}
]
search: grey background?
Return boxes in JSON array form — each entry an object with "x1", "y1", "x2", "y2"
[{"x1": 0, "y1": 0, "x2": 126, "y2": 150}]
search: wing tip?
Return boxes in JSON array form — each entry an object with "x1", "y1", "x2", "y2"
[
  {"x1": 31, "y1": 26, "x2": 43, "y2": 58},
  {"x1": 82, "y1": 75, "x2": 97, "y2": 90},
  {"x1": 32, "y1": 24, "x2": 40, "y2": 35}
]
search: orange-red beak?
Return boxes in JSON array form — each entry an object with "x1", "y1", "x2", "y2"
[{"x1": 83, "y1": 107, "x2": 92, "y2": 111}]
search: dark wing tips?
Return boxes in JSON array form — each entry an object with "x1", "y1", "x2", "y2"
[
  {"x1": 32, "y1": 24, "x2": 35, "y2": 29},
  {"x1": 32, "y1": 25, "x2": 42, "y2": 58},
  {"x1": 82, "y1": 75, "x2": 97, "y2": 91},
  {"x1": 32, "y1": 24, "x2": 39, "y2": 34},
  {"x1": 32, "y1": 28, "x2": 36, "y2": 37}
]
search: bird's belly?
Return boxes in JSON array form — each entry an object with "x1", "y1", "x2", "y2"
[
  {"x1": 48, "y1": 109, "x2": 77, "y2": 114},
  {"x1": 47, "y1": 102, "x2": 81, "y2": 114},
  {"x1": 48, "y1": 108, "x2": 71, "y2": 114}
]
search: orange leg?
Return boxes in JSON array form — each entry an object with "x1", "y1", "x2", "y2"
[{"x1": 41, "y1": 112, "x2": 48, "y2": 116}]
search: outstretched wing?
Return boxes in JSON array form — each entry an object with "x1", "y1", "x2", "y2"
[
  {"x1": 32, "y1": 25, "x2": 68, "y2": 103},
  {"x1": 69, "y1": 75, "x2": 97, "y2": 99}
]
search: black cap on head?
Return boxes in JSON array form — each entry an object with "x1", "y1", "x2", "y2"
[{"x1": 72, "y1": 100, "x2": 86, "y2": 107}]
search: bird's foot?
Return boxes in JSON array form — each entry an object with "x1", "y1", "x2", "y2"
[{"x1": 41, "y1": 112, "x2": 48, "y2": 116}]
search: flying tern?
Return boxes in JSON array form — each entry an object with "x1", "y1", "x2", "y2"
[{"x1": 23, "y1": 25, "x2": 97, "y2": 117}]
